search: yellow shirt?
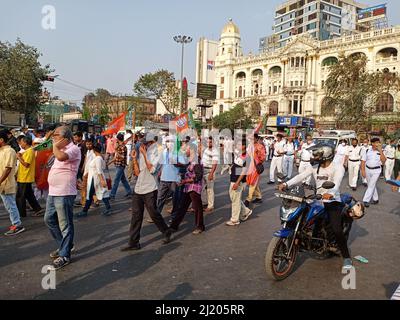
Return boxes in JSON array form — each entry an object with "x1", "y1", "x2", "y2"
[
  {"x1": 17, "y1": 148, "x2": 36, "y2": 183},
  {"x1": 0, "y1": 145, "x2": 17, "y2": 194}
]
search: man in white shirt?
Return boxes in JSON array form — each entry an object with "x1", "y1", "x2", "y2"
[
  {"x1": 221, "y1": 136, "x2": 233, "y2": 175},
  {"x1": 347, "y1": 138, "x2": 363, "y2": 191},
  {"x1": 383, "y1": 139, "x2": 396, "y2": 181},
  {"x1": 268, "y1": 134, "x2": 285, "y2": 184},
  {"x1": 360, "y1": 139, "x2": 370, "y2": 186},
  {"x1": 124, "y1": 130, "x2": 133, "y2": 165},
  {"x1": 282, "y1": 137, "x2": 296, "y2": 179},
  {"x1": 334, "y1": 139, "x2": 349, "y2": 167},
  {"x1": 121, "y1": 133, "x2": 172, "y2": 251},
  {"x1": 201, "y1": 137, "x2": 219, "y2": 212},
  {"x1": 298, "y1": 135, "x2": 315, "y2": 185},
  {"x1": 361, "y1": 137, "x2": 386, "y2": 207}
]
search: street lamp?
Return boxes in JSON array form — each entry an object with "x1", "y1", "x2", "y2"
[{"x1": 173, "y1": 35, "x2": 193, "y2": 114}]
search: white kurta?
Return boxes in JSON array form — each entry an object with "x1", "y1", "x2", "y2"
[{"x1": 86, "y1": 155, "x2": 110, "y2": 200}]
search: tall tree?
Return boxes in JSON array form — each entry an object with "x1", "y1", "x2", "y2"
[
  {"x1": 133, "y1": 69, "x2": 181, "y2": 116},
  {"x1": 0, "y1": 39, "x2": 53, "y2": 124},
  {"x1": 213, "y1": 104, "x2": 253, "y2": 131},
  {"x1": 324, "y1": 53, "x2": 400, "y2": 133}
]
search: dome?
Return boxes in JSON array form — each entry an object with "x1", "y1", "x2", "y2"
[{"x1": 222, "y1": 19, "x2": 240, "y2": 35}]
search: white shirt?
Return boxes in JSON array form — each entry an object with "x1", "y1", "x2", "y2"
[
  {"x1": 384, "y1": 145, "x2": 395, "y2": 159},
  {"x1": 300, "y1": 143, "x2": 314, "y2": 161},
  {"x1": 202, "y1": 147, "x2": 219, "y2": 168},
  {"x1": 224, "y1": 139, "x2": 233, "y2": 154},
  {"x1": 135, "y1": 144, "x2": 159, "y2": 195},
  {"x1": 287, "y1": 162, "x2": 345, "y2": 202},
  {"x1": 361, "y1": 147, "x2": 382, "y2": 168},
  {"x1": 347, "y1": 145, "x2": 362, "y2": 161},
  {"x1": 83, "y1": 150, "x2": 96, "y2": 175},
  {"x1": 284, "y1": 143, "x2": 295, "y2": 156},
  {"x1": 273, "y1": 140, "x2": 286, "y2": 157},
  {"x1": 124, "y1": 133, "x2": 133, "y2": 146}
]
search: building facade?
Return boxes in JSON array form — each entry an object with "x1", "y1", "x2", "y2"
[
  {"x1": 260, "y1": 0, "x2": 367, "y2": 52},
  {"x1": 196, "y1": 38, "x2": 219, "y2": 85},
  {"x1": 212, "y1": 20, "x2": 400, "y2": 130}
]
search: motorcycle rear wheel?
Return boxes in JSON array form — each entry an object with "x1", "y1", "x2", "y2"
[{"x1": 265, "y1": 237, "x2": 299, "y2": 281}]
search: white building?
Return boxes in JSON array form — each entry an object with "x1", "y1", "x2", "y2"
[
  {"x1": 210, "y1": 19, "x2": 400, "y2": 130},
  {"x1": 196, "y1": 38, "x2": 219, "y2": 85}
]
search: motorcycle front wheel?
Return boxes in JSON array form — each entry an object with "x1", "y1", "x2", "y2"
[{"x1": 265, "y1": 237, "x2": 299, "y2": 281}]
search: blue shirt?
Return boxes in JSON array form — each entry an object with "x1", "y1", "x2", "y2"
[{"x1": 160, "y1": 149, "x2": 181, "y2": 182}]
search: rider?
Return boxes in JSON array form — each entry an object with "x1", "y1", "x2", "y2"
[{"x1": 278, "y1": 143, "x2": 353, "y2": 271}]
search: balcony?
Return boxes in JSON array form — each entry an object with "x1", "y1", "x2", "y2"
[{"x1": 376, "y1": 56, "x2": 398, "y2": 65}]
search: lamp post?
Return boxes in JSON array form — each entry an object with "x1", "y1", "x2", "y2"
[{"x1": 173, "y1": 35, "x2": 193, "y2": 114}]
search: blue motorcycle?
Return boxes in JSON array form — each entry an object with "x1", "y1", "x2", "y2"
[{"x1": 265, "y1": 179, "x2": 364, "y2": 281}]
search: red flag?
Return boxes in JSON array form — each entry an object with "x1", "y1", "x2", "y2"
[
  {"x1": 175, "y1": 113, "x2": 189, "y2": 133},
  {"x1": 102, "y1": 113, "x2": 126, "y2": 136}
]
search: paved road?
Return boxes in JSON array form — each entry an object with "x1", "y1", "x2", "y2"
[{"x1": 0, "y1": 165, "x2": 399, "y2": 300}]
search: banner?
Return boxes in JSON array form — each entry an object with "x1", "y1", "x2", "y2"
[
  {"x1": 35, "y1": 150, "x2": 53, "y2": 190},
  {"x1": 102, "y1": 113, "x2": 126, "y2": 136}
]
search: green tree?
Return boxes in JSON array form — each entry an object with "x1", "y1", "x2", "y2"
[
  {"x1": 324, "y1": 53, "x2": 400, "y2": 133},
  {"x1": 133, "y1": 69, "x2": 180, "y2": 116},
  {"x1": 0, "y1": 39, "x2": 53, "y2": 124},
  {"x1": 81, "y1": 104, "x2": 91, "y2": 121},
  {"x1": 98, "y1": 105, "x2": 111, "y2": 125},
  {"x1": 213, "y1": 104, "x2": 253, "y2": 131}
]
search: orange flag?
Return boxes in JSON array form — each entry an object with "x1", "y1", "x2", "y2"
[
  {"x1": 102, "y1": 113, "x2": 126, "y2": 136},
  {"x1": 175, "y1": 113, "x2": 189, "y2": 133}
]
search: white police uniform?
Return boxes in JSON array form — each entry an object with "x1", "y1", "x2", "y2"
[
  {"x1": 360, "y1": 144, "x2": 369, "y2": 184},
  {"x1": 383, "y1": 144, "x2": 395, "y2": 180},
  {"x1": 283, "y1": 142, "x2": 296, "y2": 179},
  {"x1": 270, "y1": 139, "x2": 285, "y2": 182},
  {"x1": 362, "y1": 147, "x2": 383, "y2": 203},
  {"x1": 298, "y1": 142, "x2": 315, "y2": 185},
  {"x1": 347, "y1": 145, "x2": 362, "y2": 188}
]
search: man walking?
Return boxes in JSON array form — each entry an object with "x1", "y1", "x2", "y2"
[
  {"x1": 360, "y1": 138, "x2": 370, "y2": 186},
  {"x1": 44, "y1": 126, "x2": 81, "y2": 270},
  {"x1": 383, "y1": 139, "x2": 396, "y2": 181},
  {"x1": 361, "y1": 137, "x2": 386, "y2": 207},
  {"x1": 268, "y1": 134, "x2": 285, "y2": 184},
  {"x1": 282, "y1": 136, "x2": 296, "y2": 179},
  {"x1": 298, "y1": 135, "x2": 315, "y2": 185},
  {"x1": 201, "y1": 137, "x2": 219, "y2": 213},
  {"x1": 108, "y1": 133, "x2": 132, "y2": 200},
  {"x1": 0, "y1": 130, "x2": 25, "y2": 236},
  {"x1": 121, "y1": 133, "x2": 171, "y2": 251},
  {"x1": 347, "y1": 138, "x2": 362, "y2": 191}
]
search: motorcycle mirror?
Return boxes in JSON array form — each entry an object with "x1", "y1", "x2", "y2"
[{"x1": 322, "y1": 181, "x2": 335, "y2": 190}]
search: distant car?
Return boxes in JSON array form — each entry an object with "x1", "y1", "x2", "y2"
[{"x1": 312, "y1": 130, "x2": 357, "y2": 150}]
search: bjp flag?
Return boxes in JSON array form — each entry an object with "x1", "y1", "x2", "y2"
[
  {"x1": 175, "y1": 113, "x2": 189, "y2": 133},
  {"x1": 102, "y1": 113, "x2": 126, "y2": 136}
]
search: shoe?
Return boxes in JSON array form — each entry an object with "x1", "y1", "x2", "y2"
[
  {"x1": 362, "y1": 183, "x2": 368, "y2": 187},
  {"x1": 267, "y1": 181, "x2": 275, "y2": 185},
  {"x1": 192, "y1": 228, "x2": 204, "y2": 235},
  {"x1": 244, "y1": 200, "x2": 250, "y2": 208},
  {"x1": 4, "y1": 225, "x2": 25, "y2": 236},
  {"x1": 204, "y1": 207, "x2": 214, "y2": 213},
  {"x1": 48, "y1": 257, "x2": 70, "y2": 271},
  {"x1": 50, "y1": 245, "x2": 76, "y2": 259},
  {"x1": 109, "y1": 196, "x2": 115, "y2": 202},
  {"x1": 252, "y1": 198, "x2": 262, "y2": 204},
  {"x1": 363, "y1": 202, "x2": 370, "y2": 208},
  {"x1": 75, "y1": 211, "x2": 88, "y2": 218},
  {"x1": 31, "y1": 208, "x2": 45, "y2": 217},
  {"x1": 241, "y1": 210, "x2": 253, "y2": 222},
  {"x1": 102, "y1": 209, "x2": 112, "y2": 216},
  {"x1": 371, "y1": 200, "x2": 379, "y2": 205},
  {"x1": 225, "y1": 220, "x2": 240, "y2": 226},
  {"x1": 162, "y1": 229, "x2": 172, "y2": 244},
  {"x1": 342, "y1": 258, "x2": 353, "y2": 271},
  {"x1": 120, "y1": 244, "x2": 141, "y2": 252}
]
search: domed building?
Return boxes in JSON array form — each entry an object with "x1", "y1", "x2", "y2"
[{"x1": 196, "y1": 19, "x2": 400, "y2": 132}]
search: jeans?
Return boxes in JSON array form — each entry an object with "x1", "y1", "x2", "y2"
[
  {"x1": 16, "y1": 182, "x2": 42, "y2": 217},
  {"x1": 0, "y1": 193, "x2": 21, "y2": 226},
  {"x1": 83, "y1": 179, "x2": 111, "y2": 212},
  {"x1": 170, "y1": 191, "x2": 204, "y2": 231},
  {"x1": 110, "y1": 166, "x2": 132, "y2": 198},
  {"x1": 171, "y1": 184, "x2": 184, "y2": 220},
  {"x1": 44, "y1": 195, "x2": 75, "y2": 259},
  {"x1": 282, "y1": 155, "x2": 294, "y2": 179},
  {"x1": 128, "y1": 190, "x2": 169, "y2": 247}
]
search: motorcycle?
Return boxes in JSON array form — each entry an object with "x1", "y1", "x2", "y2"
[{"x1": 265, "y1": 175, "x2": 365, "y2": 281}]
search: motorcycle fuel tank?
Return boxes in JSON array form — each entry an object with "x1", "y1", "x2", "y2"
[{"x1": 306, "y1": 201, "x2": 325, "y2": 223}]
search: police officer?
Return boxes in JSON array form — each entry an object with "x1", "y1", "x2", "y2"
[
  {"x1": 298, "y1": 135, "x2": 315, "y2": 185},
  {"x1": 361, "y1": 137, "x2": 387, "y2": 207},
  {"x1": 360, "y1": 139, "x2": 369, "y2": 186},
  {"x1": 268, "y1": 134, "x2": 285, "y2": 184},
  {"x1": 383, "y1": 139, "x2": 396, "y2": 181},
  {"x1": 347, "y1": 138, "x2": 362, "y2": 191}
]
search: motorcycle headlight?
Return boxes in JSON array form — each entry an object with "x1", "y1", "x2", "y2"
[{"x1": 280, "y1": 206, "x2": 299, "y2": 221}]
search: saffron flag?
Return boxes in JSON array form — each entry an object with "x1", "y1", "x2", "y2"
[
  {"x1": 35, "y1": 150, "x2": 53, "y2": 190},
  {"x1": 102, "y1": 113, "x2": 126, "y2": 136},
  {"x1": 175, "y1": 113, "x2": 189, "y2": 133}
]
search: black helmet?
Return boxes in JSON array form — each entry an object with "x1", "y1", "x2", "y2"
[{"x1": 308, "y1": 143, "x2": 334, "y2": 163}]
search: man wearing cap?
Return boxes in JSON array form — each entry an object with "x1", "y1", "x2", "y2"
[
  {"x1": 122, "y1": 132, "x2": 171, "y2": 251},
  {"x1": 268, "y1": 134, "x2": 285, "y2": 184},
  {"x1": 361, "y1": 137, "x2": 386, "y2": 207}
]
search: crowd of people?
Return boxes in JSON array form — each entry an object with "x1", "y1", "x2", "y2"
[{"x1": 1, "y1": 125, "x2": 399, "y2": 271}]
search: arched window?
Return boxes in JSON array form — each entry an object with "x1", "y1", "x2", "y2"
[
  {"x1": 269, "y1": 101, "x2": 279, "y2": 116},
  {"x1": 269, "y1": 66, "x2": 282, "y2": 77},
  {"x1": 236, "y1": 72, "x2": 246, "y2": 79},
  {"x1": 320, "y1": 98, "x2": 335, "y2": 117},
  {"x1": 376, "y1": 47, "x2": 398, "y2": 60},
  {"x1": 252, "y1": 69, "x2": 263, "y2": 77},
  {"x1": 376, "y1": 93, "x2": 394, "y2": 113},
  {"x1": 322, "y1": 56, "x2": 338, "y2": 67},
  {"x1": 251, "y1": 102, "x2": 261, "y2": 117}
]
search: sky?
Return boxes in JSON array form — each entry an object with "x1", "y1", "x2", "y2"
[{"x1": 1, "y1": 0, "x2": 399, "y2": 104}]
